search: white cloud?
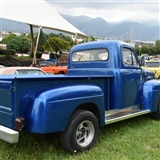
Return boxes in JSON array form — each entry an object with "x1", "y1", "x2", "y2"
[{"x1": 45, "y1": 1, "x2": 159, "y2": 22}]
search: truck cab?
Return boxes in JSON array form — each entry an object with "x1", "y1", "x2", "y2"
[{"x1": 68, "y1": 40, "x2": 154, "y2": 110}]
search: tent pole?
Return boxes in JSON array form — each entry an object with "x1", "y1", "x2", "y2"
[
  {"x1": 30, "y1": 25, "x2": 35, "y2": 66},
  {"x1": 73, "y1": 33, "x2": 77, "y2": 46},
  {"x1": 32, "y1": 26, "x2": 41, "y2": 66},
  {"x1": 30, "y1": 24, "x2": 35, "y2": 53}
]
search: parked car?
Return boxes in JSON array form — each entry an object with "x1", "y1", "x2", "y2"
[
  {"x1": 0, "y1": 65, "x2": 4, "y2": 68},
  {"x1": 140, "y1": 54, "x2": 149, "y2": 60},
  {"x1": 40, "y1": 65, "x2": 67, "y2": 74},
  {"x1": 0, "y1": 66, "x2": 47, "y2": 75},
  {"x1": 151, "y1": 58, "x2": 160, "y2": 61},
  {"x1": 38, "y1": 61, "x2": 52, "y2": 67},
  {"x1": 155, "y1": 54, "x2": 160, "y2": 59},
  {"x1": 142, "y1": 60, "x2": 160, "y2": 79},
  {"x1": 39, "y1": 60, "x2": 68, "y2": 74}
]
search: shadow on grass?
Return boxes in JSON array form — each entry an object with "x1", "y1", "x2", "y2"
[{"x1": 1, "y1": 131, "x2": 67, "y2": 159}]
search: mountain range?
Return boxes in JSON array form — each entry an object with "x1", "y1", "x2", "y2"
[{"x1": 0, "y1": 14, "x2": 159, "y2": 42}]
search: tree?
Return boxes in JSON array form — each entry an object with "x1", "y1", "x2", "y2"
[
  {"x1": 47, "y1": 33, "x2": 73, "y2": 47},
  {"x1": 2, "y1": 33, "x2": 17, "y2": 44},
  {"x1": 34, "y1": 30, "x2": 47, "y2": 52},
  {"x1": 7, "y1": 36, "x2": 29, "y2": 53},
  {"x1": 89, "y1": 35, "x2": 96, "y2": 41},
  {"x1": 62, "y1": 35, "x2": 73, "y2": 47},
  {"x1": 149, "y1": 46, "x2": 156, "y2": 55},
  {"x1": 43, "y1": 37, "x2": 70, "y2": 54},
  {"x1": 155, "y1": 40, "x2": 160, "y2": 54},
  {"x1": 135, "y1": 44, "x2": 158, "y2": 56},
  {"x1": 79, "y1": 35, "x2": 96, "y2": 44},
  {"x1": 48, "y1": 33, "x2": 58, "y2": 38}
]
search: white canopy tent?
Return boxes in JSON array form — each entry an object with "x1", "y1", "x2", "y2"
[
  {"x1": 0, "y1": 0, "x2": 87, "y2": 65},
  {"x1": 0, "y1": 0, "x2": 87, "y2": 38}
]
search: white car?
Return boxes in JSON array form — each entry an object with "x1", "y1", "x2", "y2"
[
  {"x1": 0, "y1": 66, "x2": 47, "y2": 75},
  {"x1": 0, "y1": 65, "x2": 4, "y2": 68}
]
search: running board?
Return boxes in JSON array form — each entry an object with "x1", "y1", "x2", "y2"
[{"x1": 105, "y1": 109, "x2": 151, "y2": 125}]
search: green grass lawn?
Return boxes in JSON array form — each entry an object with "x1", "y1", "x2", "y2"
[{"x1": 0, "y1": 114, "x2": 160, "y2": 160}]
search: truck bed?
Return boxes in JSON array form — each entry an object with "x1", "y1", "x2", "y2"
[{"x1": 0, "y1": 74, "x2": 114, "y2": 131}]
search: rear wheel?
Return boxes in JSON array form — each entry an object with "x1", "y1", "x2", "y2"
[
  {"x1": 152, "y1": 99, "x2": 160, "y2": 120},
  {"x1": 61, "y1": 110, "x2": 99, "y2": 153}
]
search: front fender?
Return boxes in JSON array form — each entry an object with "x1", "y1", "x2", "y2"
[
  {"x1": 21, "y1": 84, "x2": 104, "y2": 133},
  {"x1": 143, "y1": 80, "x2": 160, "y2": 111}
]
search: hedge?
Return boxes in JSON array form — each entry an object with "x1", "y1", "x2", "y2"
[
  {"x1": 0, "y1": 49, "x2": 16, "y2": 56},
  {"x1": 30, "y1": 51, "x2": 42, "y2": 59}
]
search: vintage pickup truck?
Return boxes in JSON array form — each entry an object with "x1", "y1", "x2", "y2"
[{"x1": 0, "y1": 40, "x2": 160, "y2": 153}]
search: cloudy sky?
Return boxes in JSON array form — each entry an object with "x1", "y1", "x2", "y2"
[{"x1": 45, "y1": 0, "x2": 159, "y2": 24}]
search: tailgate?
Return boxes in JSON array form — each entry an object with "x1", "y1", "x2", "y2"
[{"x1": 0, "y1": 78, "x2": 14, "y2": 128}]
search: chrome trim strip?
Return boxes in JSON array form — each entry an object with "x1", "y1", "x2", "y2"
[{"x1": 105, "y1": 110, "x2": 150, "y2": 125}]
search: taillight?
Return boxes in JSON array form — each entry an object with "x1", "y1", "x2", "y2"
[{"x1": 14, "y1": 117, "x2": 25, "y2": 131}]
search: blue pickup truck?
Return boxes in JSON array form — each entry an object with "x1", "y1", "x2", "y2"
[{"x1": 0, "y1": 40, "x2": 160, "y2": 153}]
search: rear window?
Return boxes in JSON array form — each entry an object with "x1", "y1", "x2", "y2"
[{"x1": 72, "y1": 49, "x2": 108, "y2": 62}]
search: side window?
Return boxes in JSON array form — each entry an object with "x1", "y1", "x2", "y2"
[{"x1": 122, "y1": 48, "x2": 137, "y2": 66}]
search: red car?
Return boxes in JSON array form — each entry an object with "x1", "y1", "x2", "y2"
[{"x1": 40, "y1": 65, "x2": 67, "y2": 74}]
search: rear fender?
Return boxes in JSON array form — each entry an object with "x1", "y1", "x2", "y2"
[
  {"x1": 142, "y1": 80, "x2": 160, "y2": 112},
  {"x1": 21, "y1": 84, "x2": 105, "y2": 133}
]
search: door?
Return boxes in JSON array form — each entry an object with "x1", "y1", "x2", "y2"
[{"x1": 121, "y1": 47, "x2": 143, "y2": 108}]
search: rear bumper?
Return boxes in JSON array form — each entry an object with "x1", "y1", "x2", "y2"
[{"x1": 0, "y1": 125, "x2": 19, "y2": 143}]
